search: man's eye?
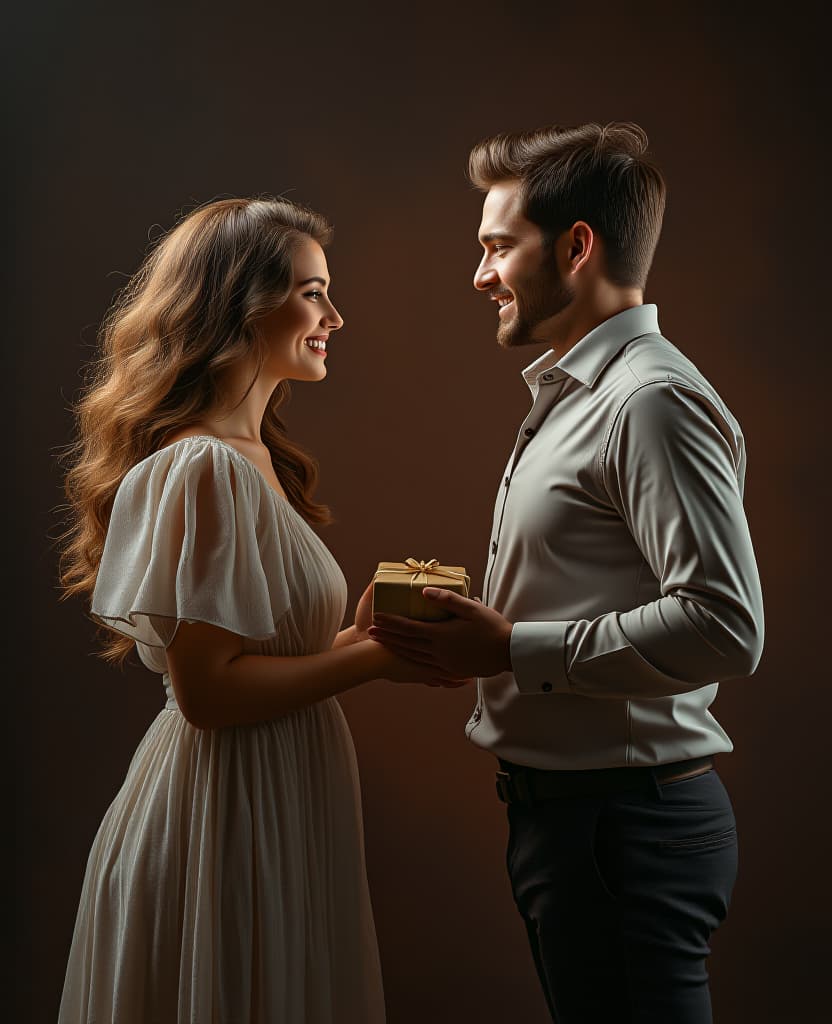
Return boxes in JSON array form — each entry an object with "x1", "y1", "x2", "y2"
[
  {"x1": 493, "y1": 245, "x2": 510, "y2": 253},
  {"x1": 304, "y1": 290, "x2": 323, "y2": 300}
]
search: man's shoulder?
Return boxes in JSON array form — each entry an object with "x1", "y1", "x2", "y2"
[
  {"x1": 597, "y1": 333, "x2": 744, "y2": 459},
  {"x1": 601, "y1": 332, "x2": 734, "y2": 420},
  {"x1": 620, "y1": 332, "x2": 706, "y2": 388}
]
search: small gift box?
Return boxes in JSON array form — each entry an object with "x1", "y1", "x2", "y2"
[{"x1": 372, "y1": 558, "x2": 471, "y2": 621}]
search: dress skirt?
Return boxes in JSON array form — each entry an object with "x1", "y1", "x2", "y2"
[{"x1": 58, "y1": 699, "x2": 385, "y2": 1024}]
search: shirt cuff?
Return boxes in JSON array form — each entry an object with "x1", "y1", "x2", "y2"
[{"x1": 510, "y1": 621, "x2": 570, "y2": 694}]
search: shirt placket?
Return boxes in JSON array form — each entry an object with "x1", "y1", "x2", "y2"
[{"x1": 468, "y1": 369, "x2": 568, "y2": 732}]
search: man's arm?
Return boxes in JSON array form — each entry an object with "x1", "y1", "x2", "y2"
[
  {"x1": 371, "y1": 382, "x2": 764, "y2": 699},
  {"x1": 510, "y1": 382, "x2": 764, "y2": 698}
]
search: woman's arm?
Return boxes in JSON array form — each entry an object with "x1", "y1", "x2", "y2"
[{"x1": 166, "y1": 619, "x2": 454, "y2": 729}]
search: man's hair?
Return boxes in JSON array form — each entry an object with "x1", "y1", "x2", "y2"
[{"x1": 468, "y1": 122, "x2": 666, "y2": 289}]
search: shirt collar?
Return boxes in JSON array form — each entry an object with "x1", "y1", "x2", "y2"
[{"x1": 521, "y1": 304, "x2": 661, "y2": 393}]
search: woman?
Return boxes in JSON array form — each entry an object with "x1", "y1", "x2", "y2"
[{"x1": 56, "y1": 196, "x2": 459, "y2": 1023}]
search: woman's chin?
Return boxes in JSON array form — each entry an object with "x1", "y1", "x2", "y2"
[{"x1": 292, "y1": 366, "x2": 328, "y2": 383}]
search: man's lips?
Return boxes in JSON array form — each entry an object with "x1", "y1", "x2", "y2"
[
  {"x1": 487, "y1": 290, "x2": 514, "y2": 313},
  {"x1": 492, "y1": 293, "x2": 515, "y2": 317}
]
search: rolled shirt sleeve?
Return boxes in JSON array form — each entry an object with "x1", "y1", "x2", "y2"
[{"x1": 510, "y1": 381, "x2": 765, "y2": 699}]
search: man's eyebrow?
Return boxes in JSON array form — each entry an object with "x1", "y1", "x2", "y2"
[
  {"x1": 479, "y1": 232, "x2": 516, "y2": 244},
  {"x1": 298, "y1": 276, "x2": 328, "y2": 286}
]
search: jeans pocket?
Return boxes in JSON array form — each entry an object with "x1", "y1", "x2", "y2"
[{"x1": 657, "y1": 826, "x2": 737, "y2": 852}]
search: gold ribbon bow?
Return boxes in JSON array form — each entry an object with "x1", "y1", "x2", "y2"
[{"x1": 373, "y1": 557, "x2": 471, "y2": 595}]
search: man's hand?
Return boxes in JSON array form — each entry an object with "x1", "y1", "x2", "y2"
[{"x1": 368, "y1": 588, "x2": 513, "y2": 679}]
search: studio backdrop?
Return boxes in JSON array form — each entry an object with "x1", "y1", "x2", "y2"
[{"x1": 11, "y1": 2, "x2": 828, "y2": 1021}]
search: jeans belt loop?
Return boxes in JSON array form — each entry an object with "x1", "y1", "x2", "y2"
[
  {"x1": 649, "y1": 766, "x2": 665, "y2": 801},
  {"x1": 512, "y1": 769, "x2": 535, "y2": 805},
  {"x1": 496, "y1": 768, "x2": 536, "y2": 806}
]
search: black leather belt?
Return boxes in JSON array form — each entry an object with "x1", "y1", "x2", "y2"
[{"x1": 495, "y1": 756, "x2": 715, "y2": 805}]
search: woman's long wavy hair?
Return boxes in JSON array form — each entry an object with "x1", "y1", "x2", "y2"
[{"x1": 57, "y1": 196, "x2": 335, "y2": 664}]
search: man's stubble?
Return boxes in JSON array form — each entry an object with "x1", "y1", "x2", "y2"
[{"x1": 497, "y1": 255, "x2": 575, "y2": 350}]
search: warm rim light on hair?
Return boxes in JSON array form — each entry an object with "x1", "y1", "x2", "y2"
[{"x1": 55, "y1": 196, "x2": 335, "y2": 666}]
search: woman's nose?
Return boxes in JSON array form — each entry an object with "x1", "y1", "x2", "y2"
[{"x1": 326, "y1": 303, "x2": 344, "y2": 330}]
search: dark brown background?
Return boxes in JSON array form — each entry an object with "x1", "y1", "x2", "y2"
[{"x1": 11, "y1": 1, "x2": 829, "y2": 1021}]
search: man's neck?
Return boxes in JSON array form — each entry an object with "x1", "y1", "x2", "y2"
[{"x1": 541, "y1": 286, "x2": 644, "y2": 359}]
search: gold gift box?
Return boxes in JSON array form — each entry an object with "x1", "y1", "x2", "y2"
[{"x1": 372, "y1": 558, "x2": 471, "y2": 621}]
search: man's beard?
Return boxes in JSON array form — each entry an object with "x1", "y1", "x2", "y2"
[{"x1": 497, "y1": 261, "x2": 575, "y2": 349}]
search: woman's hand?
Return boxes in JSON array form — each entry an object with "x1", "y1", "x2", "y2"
[
  {"x1": 362, "y1": 639, "x2": 473, "y2": 689},
  {"x1": 353, "y1": 579, "x2": 375, "y2": 640},
  {"x1": 331, "y1": 579, "x2": 378, "y2": 650}
]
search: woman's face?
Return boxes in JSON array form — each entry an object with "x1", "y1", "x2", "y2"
[{"x1": 257, "y1": 237, "x2": 344, "y2": 382}]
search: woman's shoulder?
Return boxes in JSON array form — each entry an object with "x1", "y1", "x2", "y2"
[
  {"x1": 125, "y1": 432, "x2": 247, "y2": 479},
  {"x1": 93, "y1": 432, "x2": 296, "y2": 648},
  {"x1": 120, "y1": 433, "x2": 219, "y2": 484},
  {"x1": 119, "y1": 432, "x2": 289, "y2": 515}
]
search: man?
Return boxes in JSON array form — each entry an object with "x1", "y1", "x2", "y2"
[{"x1": 369, "y1": 122, "x2": 764, "y2": 1023}]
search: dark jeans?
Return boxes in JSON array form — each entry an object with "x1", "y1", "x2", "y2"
[{"x1": 506, "y1": 769, "x2": 738, "y2": 1024}]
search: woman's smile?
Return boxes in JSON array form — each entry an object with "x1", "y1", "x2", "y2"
[{"x1": 304, "y1": 335, "x2": 328, "y2": 356}]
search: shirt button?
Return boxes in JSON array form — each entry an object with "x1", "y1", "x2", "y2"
[
  {"x1": 491, "y1": 540, "x2": 498, "y2": 554},
  {"x1": 542, "y1": 372, "x2": 554, "y2": 382},
  {"x1": 524, "y1": 427, "x2": 535, "y2": 438},
  {"x1": 504, "y1": 476, "x2": 510, "y2": 488},
  {"x1": 541, "y1": 682, "x2": 552, "y2": 693}
]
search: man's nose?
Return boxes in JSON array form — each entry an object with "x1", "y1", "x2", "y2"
[{"x1": 474, "y1": 263, "x2": 499, "y2": 291}]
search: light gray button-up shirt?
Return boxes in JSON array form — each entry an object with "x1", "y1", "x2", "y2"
[{"x1": 466, "y1": 304, "x2": 764, "y2": 769}]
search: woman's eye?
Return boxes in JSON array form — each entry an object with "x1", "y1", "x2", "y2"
[{"x1": 304, "y1": 290, "x2": 323, "y2": 300}]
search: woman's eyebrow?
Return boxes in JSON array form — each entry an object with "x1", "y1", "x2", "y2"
[{"x1": 298, "y1": 276, "x2": 328, "y2": 286}]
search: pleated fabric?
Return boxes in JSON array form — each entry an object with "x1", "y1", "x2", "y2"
[{"x1": 59, "y1": 437, "x2": 385, "y2": 1024}]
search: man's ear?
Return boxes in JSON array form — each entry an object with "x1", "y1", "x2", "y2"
[{"x1": 567, "y1": 221, "x2": 594, "y2": 272}]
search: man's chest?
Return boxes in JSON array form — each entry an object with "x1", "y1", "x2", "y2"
[{"x1": 495, "y1": 383, "x2": 616, "y2": 537}]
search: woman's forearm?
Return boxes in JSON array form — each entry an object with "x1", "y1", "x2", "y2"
[
  {"x1": 211, "y1": 640, "x2": 386, "y2": 726},
  {"x1": 169, "y1": 632, "x2": 390, "y2": 729}
]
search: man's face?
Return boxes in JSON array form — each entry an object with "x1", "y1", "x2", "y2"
[{"x1": 474, "y1": 180, "x2": 574, "y2": 349}]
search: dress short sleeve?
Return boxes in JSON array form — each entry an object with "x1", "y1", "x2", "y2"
[{"x1": 91, "y1": 438, "x2": 292, "y2": 647}]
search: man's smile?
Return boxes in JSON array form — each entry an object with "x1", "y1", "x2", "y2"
[{"x1": 491, "y1": 292, "x2": 515, "y2": 316}]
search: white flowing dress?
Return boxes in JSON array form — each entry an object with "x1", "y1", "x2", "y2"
[{"x1": 58, "y1": 436, "x2": 385, "y2": 1024}]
